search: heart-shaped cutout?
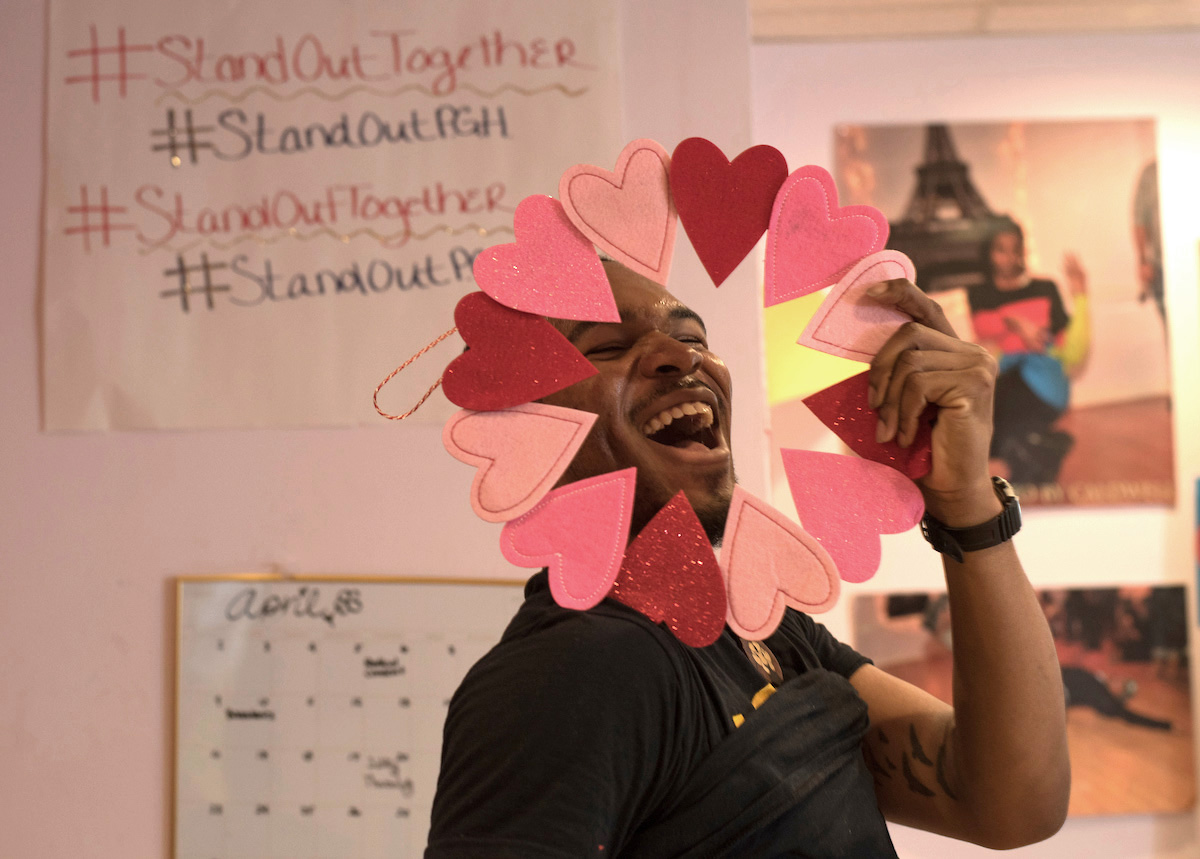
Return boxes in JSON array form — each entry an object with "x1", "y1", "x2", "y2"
[
  {"x1": 443, "y1": 404, "x2": 598, "y2": 523},
  {"x1": 670, "y1": 138, "x2": 788, "y2": 287},
  {"x1": 720, "y1": 487, "x2": 839, "y2": 640},
  {"x1": 500, "y1": 468, "x2": 635, "y2": 611},
  {"x1": 473, "y1": 194, "x2": 618, "y2": 322},
  {"x1": 559, "y1": 138, "x2": 676, "y2": 285},
  {"x1": 442, "y1": 291, "x2": 597, "y2": 411},
  {"x1": 798, "y1": 251, "x2": 915, "y2": 362},
  {"x1": 764, "y1": 165, "x2": 889, "y2": 307},
  {"x1": 802, "y1": 371, "x2": 935, "y2": 480},
  {"x1": 609, "y1": 492, "x2": 726, "y2": 647},
  {"x1": 781, "y1": 449, "x2": 925, "y2": 584}
]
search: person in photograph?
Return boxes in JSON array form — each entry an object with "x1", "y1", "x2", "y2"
[
  {"x1": 967, "y1": 219, "x2": 1088, "y2": 485},
  {"x1": 1132, "y1": 160, "x2": 1165, "y2": 325}
]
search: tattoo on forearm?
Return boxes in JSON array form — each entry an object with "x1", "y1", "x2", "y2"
[
  {"x1": 886, "y1": 722, "x2": 959, "y2": 801},
  {"x1": 909, "y1": 724, "x2": 933, "y2": 766},
  {"x1": 935, "y1": 726, "x2": 959, "y2": 801},
  {"x1": 863, "y1": 744, "x2": 892, "y2": 781},
  {"x1": 901, "y1": 752, "x2": 936, "y2": 797}
]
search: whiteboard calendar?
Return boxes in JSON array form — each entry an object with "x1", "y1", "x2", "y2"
[{"x1": 174, "y1": 576, "x2": 526, "y2": 859}]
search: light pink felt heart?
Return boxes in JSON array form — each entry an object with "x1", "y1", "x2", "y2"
[
  {"x1": 559, "y1": 138, "x2": 677, "y2": 285},
  {"x1": 473, "y1": 194, "x2": 618, "y2": 322},
  {"x1": 609, "y1": 491, "x2": 727, "y2": 648},
  {"x1": 443, "y1": 404, "x2": 598, "y2": 523},
  {"x1": 781, "y1": 449, "x2": 925, "y2": 584},
  {"x1": 720, "y1": 486, "x2": 839, "y2": 640},
  {"x1": 500, "y1": 468, "x2": 635, "y2": 611},
  {"x1": 764, "y1": 165, "x2": 889, "y2": 307},
  {"x1": 798, "y1": 251, "x2": 916, "y2": 362}
]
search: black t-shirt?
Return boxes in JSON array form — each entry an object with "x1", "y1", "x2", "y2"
[
  {"x1": 426, "y1": 571, "x2": 897, "y2": 858},
  {"x1": 967, "y1": 277, "x2": 1070, "y2": 336}
]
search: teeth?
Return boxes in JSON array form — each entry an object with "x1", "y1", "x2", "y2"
[{"x1": 641, "y1": 401, "x2": 714, "y2": 436}]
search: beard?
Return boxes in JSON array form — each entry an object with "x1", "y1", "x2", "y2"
[{"x1": 628, "y1": 464, "x2": 737, "y2": 548}]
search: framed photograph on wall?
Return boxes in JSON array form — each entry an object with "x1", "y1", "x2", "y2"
[
  {"x1": 764, "y1": 118, "x2": 1172, "y2": 508},
  {"x1": 852, "y1": 585, "x2": 1195, "y2": 816}
]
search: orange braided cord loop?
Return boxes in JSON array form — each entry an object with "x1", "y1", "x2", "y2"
[{"x1": 373, "y1": 326, "x2": 458, "y2": 420}]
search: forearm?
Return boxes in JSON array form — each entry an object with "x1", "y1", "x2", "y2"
[{"x1": 935, "y1": 491, "x2": 1070, "y2": 846}]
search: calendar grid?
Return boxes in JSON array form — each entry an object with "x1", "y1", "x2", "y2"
[{"x1": 173, "y1": 575, "x2": 525, "y2": 859}]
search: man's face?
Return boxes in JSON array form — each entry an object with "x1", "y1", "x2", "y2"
[{"x1": 542, "y1": 261, "x2": 736, "y2": 543}]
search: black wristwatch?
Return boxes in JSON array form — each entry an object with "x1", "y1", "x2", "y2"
[{"x1": 920, "y1": 476, "x2": 1022, "y2": 563}]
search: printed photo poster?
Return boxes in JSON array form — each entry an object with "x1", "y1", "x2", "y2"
[
  {"x1": 42, "y1": 0, "x2": 621, "y2": 429},
  {"x1": 765, "y1": 119, "x2": 1172, "y2": 507},
  {"x1": 852, "y1": 586, "x2": 1196, "y2": 817}
]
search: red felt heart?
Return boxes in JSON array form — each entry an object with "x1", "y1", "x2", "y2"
[
  {"x1": 671, "y1": 138, "x2": 788, "y2": 287},
  {"x1": 802, "y1": 371, "x2": 934, "y2": 480},
  {"x1": 442, "y1": 291, "x2": 597, "y2": 411},
  {"x1": 609, "y1": 492, "x2": 726, "y2": 647}
]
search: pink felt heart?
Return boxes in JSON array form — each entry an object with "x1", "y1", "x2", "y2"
[
  {"x1": 609, "y1": 492, "x2": 726, "y2": 647},
  {"x1": 764, "y1": 165, "x2": 889, "y2": 307},
  {"x1": 780, "y1": 449, "x2": 925, "y2": 584},
  {"x1": 670, "y1": 138, "x2": 788, "y2": 287},
  {"x1": 472, "y1": 194, "x2": 618, "y2": 322},
  {"x1": 559, "y1": 138, "x2": 677, "y2": 285},
  {"x1": 442, "y1": 291, "x2": 597, "y2": 411},
  {"x1": 720, "y1": 487, "x2": 839, "y2": 640},
  {"x1": 802, "y1": 371, "x2": 934, "y2": 480},
  {"x1": 500, "y1": 468, "x2": 635, "y2": 611},
  {"x1": 798, "y1": 251, "x2": 916, "y2": 362},
  {"x1": 443, "y1": 404, "x2": 598, "y2": 523}
]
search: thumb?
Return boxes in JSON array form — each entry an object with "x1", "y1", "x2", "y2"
[{"x1": 866, "y1": 277, "x2": 958, "y2": 338}]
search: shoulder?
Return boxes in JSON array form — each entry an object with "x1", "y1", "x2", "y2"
[
  {"x1": 429, "y1": 598, "x2": 699, "y2": 855},
  {"x1": 767, "y1": 610, "x2": 871, "y2": 679},
  {"x1": 455, "y1": 601, "x2": 688, "y2": 714},
  {"x1": 1025, "y1": 277, "x2": 1062, "y2": 296}
]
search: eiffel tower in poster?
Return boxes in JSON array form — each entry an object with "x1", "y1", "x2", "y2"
[{"x1": 886, "y1": 124, "x2": 1017, "y2": 292}]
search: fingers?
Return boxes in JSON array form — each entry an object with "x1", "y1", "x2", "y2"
[
  {"x1": 868, "y1": 320, "x2": 982, "y2": 411},
  {"x1": 873, "y1": 348, "x2": 996, "y2": 447},
  {"x1": 866, "y1": 278, "x2": 957, "y2": 338}
]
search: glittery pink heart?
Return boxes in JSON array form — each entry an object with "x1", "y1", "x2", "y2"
[
  {"x1": 798, "y1": 251, "x2": 915, "y2": 362},
  {"x1": 500, "y1": 468, "x2": 635, "y2": 611},
  {"x1": 780, "y1": 449, "x2": 925, "y2": 584},
  {"x1": 443, "y1": 404, "x2": 598, "y2": 523},
  {"x1": 442, "y1": 291, "x2": 597, "y2": 411},
  {"x1": 670, "y1": 138, "x2": 789, "y2": 287},
  {"x1": 559, "y1": 138, "x2": 676, "y2": 285},
  {"x1": 609, "y1": 492, "x2": 726, "y2": 647},
  {"x1": 764, "y1": 165, "x2": 889, "y2": 307},
  {"x1": 802, "y1": 371, "x2": 935, "y2": 480},
  {"x1": 472, "y1": 194, "x2": 618, "y2": 322},
  {"x1": 720, "y1": 486, "x2": 839, "y2": 640}
]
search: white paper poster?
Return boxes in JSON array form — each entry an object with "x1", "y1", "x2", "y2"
[{"x1": 42, "y1": 0, "x2": 621, "y2": 429}]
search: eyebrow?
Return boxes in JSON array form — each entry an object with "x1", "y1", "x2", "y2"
[{"x1": 561, "y1": 305, "x2": 707, "y2": 344}]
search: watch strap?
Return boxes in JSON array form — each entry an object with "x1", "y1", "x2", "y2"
[{"x1": 920, "y1": 476, "x2": 1022, "y2": 563}]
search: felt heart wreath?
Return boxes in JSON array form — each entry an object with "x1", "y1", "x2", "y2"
[{"x1": 380, "y1": 136, "x2": 929, "y2": 647}]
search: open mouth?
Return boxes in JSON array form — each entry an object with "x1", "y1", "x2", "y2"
[{"x1": 641, "y1": 401, "x2": 720, "y2": 452}]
